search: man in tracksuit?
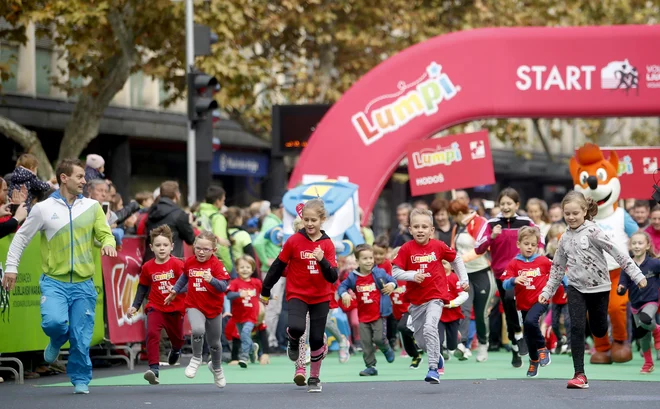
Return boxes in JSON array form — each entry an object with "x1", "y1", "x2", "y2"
[{"x1": 2, "y1": 159, "x2": 116, "y2": 395}]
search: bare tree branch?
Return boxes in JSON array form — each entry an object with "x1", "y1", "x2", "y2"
[{"x1": 0, "y1": 115, "x2": 54, "y2": 179}]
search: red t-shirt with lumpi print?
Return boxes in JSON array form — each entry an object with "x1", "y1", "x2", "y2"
[
  {"x1": 390, "y1": 280, "x2": 410, "y2": 320},
  {"x1": 392, "y1": 239, "x2": 457, "y2": 305},
  {"x1": 501, "y1": 256, "x2": 552, "y2": 312},
  {"x1": 277, "y1": 232, "x2": 337, "y2": 305},
  {"x1": 228, "y1": 278, "x2": 262, "y2": 324},
  {"x1": 183, "y1": 255, "x2": 230, "y2": 319},
  {"x1": 440, "y1": 272, "x2": 465, "y2": 323},
  {"x1": 139, "y1": 257, "x2": 186, "y2": 313},
  {"x1": 378, "y1": 260, "x2": 393, "y2": 276},
  {"x1": 355, "y1": 273, "x2": 382, "y2": 323}
]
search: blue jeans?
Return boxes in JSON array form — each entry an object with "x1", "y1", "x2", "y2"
[
  {"x1": 236, "y1": 322, "x2": 255, "y2": 361},
  {"x1": 40, "y1": 276, "x2": 97, "y2": 386},
  {"x1": 521, "y1": 302, "x2": 549, "y2": 361}
]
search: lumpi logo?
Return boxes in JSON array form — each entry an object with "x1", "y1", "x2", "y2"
[
  {"x1": 411, "y1": 142, "x2": 462, "y2": 170},
  {"x1": 352, "y1": 62, "x2": 459, "y2": 146}
]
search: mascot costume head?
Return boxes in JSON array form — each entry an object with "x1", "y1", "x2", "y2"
[
  {"x1": 569, "y1": 143, "x2": 621, "y2": 220},
  {"x1": 568, "y1": 142, "x2": 634, "y2": 365}
]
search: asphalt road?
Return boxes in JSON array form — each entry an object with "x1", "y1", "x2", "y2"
[{"x1": 3, "y1": 375, "x2": 660, "y2": 409}]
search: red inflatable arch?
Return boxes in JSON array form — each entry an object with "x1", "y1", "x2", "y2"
[{"x1": 288, "y1": 25, "x2": 660, "y2": 222}]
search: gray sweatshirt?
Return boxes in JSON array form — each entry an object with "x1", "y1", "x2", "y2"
[{"x1": 540, "y1": 220, "x2": 643, "y2": 300}]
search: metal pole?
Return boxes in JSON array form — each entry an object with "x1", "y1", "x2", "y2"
[{"x1": 185, "y1": 0, "x2": 196, "y2": 205}]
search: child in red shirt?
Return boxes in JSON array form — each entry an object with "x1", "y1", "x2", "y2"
[
  {"x1": 392, "y1": 209, "x2": 469, "y2": 384},
  {"x1": 166, "y1": 231, "x2": 231, "y2": 388},
  {"x1": 338, "y1": 244, "x2": 397, "y2": 376},
  {"x1": 260, "y1": 199, "x2": 338, "y2": 393},
  {"x1": 128, "y1": 225, "x2": 185, "y2": 385},
  {"x1": 501, "y1": 226, "x2": 553, "y2": 377},
  {"x1": 438, "y1": 260, "x2": 468, "y2": 374},
  {"x1": 226, "y1": 255, "x2": 262, "y2": 368}
]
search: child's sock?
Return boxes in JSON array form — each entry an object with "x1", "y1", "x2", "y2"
[
  {"x1": 310, "y1": 347, "x2": 325, "y2": 378},
  {"x1": 149, "y1": 364, "x2": 159, "y2": 377}
]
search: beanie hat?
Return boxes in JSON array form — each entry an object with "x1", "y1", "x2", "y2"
[{"x1": 86, "y1": 154, "x2": 105, "y2": 170}]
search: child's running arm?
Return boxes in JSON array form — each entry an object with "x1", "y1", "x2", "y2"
[
  {"x1": 172, "y1": 274, "x2": 189, "y2": 293},
  {"x1": 261, "y1": 258, "x2": 286, "y2": 298},
  {"x1": 336, "y1": 275, "x2": 354, "y2": 297},
  {"x1": 209, "y1": 278, "x2": 228, "y2": 292},
  {"x1": 448, "y1": 290, "x2": 468, "y2": 308},
  {"x1": 591, "y1": 229, "x2": 644, "y2": 284},
  {"x1": 392, "y1": 265, "x2": 417, "y2": 281},
  {"x1": 540, "y1": 237, "x2": 568, "y2": 300},
  {"x1": 131, "y1": 284, "x2": 150, "y2": 309},
  {"x1": 449, "y1": 255, "x2": 468, "y2": 285}
]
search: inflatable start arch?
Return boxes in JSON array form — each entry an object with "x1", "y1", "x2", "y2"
[{"x1": 288, "y1": 25, "x2": 660, "y2": 223}]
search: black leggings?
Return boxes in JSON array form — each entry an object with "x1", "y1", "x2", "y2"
[
  {"x1": 438, "y1": 320, "x2": 460, "y2": 353},
  {"x1": 496, "y1": 278, "x2": 522, "y2": 345},
  {"x1": 288, "y1": 298, "x2": 329, "y2": 351},
  {"x1": 397, "y1": 313, "x2": 420, "y2": 358},
  {"x1": 567, "y1": 286, "x2": 610, "y2": 374}
]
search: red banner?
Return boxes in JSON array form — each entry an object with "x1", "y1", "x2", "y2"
[
  {"x1": 288, "y1": 25, "x2": 660, "y2": 223},
  {"x1": 406, "y1": 131, "x2": 495, "y2": 196},
  {"x1": 102, "y1": 238, "x2": 194, "y2": 344},
  {"x1": 597, "y1": 147, "x2": 658, "y2": 199},
  {"x1": 102, "y1": 236, "x2": 148, "y2": 344}
]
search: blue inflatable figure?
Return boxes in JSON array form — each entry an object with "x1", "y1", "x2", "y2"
[{"x1": 266, "y1": 179, "x2": 365, "y2": 257}]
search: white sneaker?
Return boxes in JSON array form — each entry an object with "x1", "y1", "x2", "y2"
[
  {"x1": 185, "y1": 356, "x2": 202, "y2": 378},
  {"x1": 476, "y1": 343, "x2": 488, "y2": 362},
  {"x1": 454, "y1": 344, "x2": 470, "y2": 361},
  {"x1": 208, "y1": 362, "x2": 226, "y2": 388}
]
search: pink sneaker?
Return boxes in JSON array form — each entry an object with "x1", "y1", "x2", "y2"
[
  {"x1": 641, "y1": 349, "x2": 655, "y2": 374},
  {"x1": 437, "y1": 367, "x2": 445, "y2": 376},
  {"x1": 653, "y1": 325, "x2": 660, "y2": 351},
  {"x1": 294, "y1": 367, "x2": 307, "y2": 386}
]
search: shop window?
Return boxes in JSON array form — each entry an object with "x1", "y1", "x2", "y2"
[
  {"x1": 35, "y1": 48, "x2": 52, "y2": 96},
  {"x1": 0, "y1": 46, "x2": 19, "y2": 92}
]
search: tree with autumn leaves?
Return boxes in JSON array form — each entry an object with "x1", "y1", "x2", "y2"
[{"x1": 1, "y1": 0, "x2": 659, "y2": 178}]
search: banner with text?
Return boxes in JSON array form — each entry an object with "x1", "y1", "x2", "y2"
[
  {"x1": 406, "y1": 130, "x2": 495, "y2": 196},
  {"x1": 0, "y1": 235, "x2": 105, "y2": 353},
  {"x1": 102, "y1": 236, "x2": 147, "y2": 344},
  {"x1": 103, "y1": 237, "x2": 192, "y2": 344},
  {"x1": 594, "y1": 147, "x2": 659, "y2": 199}
]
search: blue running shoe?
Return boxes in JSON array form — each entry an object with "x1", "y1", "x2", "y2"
[
  {"x1": 73, "y1": 384, "x2": 89, "y2": 394},
  {"x1": 44, "y1": 342, "x2": 60, "y2": 364},
  {"x1": 384, "y1": 348, "x2": 395, "y2": 363},
  {"x1": 425, "y1": 368, "x2": 440, "y2": 384},
  {"x1": 438, "y1": 354, "x2": 445, "y2": 370}
]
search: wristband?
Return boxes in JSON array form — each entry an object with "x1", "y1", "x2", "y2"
[{"x1": 260, "y1": 295, "x2": 270, "y2": 303}]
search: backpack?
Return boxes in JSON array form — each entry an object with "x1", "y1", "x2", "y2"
[{"x1": 196, "y1": 210, "x2": 219, "y2": 233}]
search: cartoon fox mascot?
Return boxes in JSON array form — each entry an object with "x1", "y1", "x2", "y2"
[{"x1": 570, "y1": 143, "x2": 638, "y2": 364}]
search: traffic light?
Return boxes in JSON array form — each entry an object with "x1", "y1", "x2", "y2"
[{"x1": 187, "y1": 71, "x2": 218, "y2": 123}]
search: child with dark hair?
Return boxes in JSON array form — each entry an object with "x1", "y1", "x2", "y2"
[
  {"x1": 338, "y1": 244, "x2": 397, "y2": 376},
  {"x1": 475, "y1": 187, "x2": 542, "y2": 367}
]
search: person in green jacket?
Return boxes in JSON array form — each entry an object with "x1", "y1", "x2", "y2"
[
  {"x1": 3, "y1": 159, "x2": 116, "y2": 394},
  {"x1": 253, "y1": 199, "x2": 284, "y2": 348},
  {"x1": 197, "y1": 185, "x2": 232, "y2": 272}
]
